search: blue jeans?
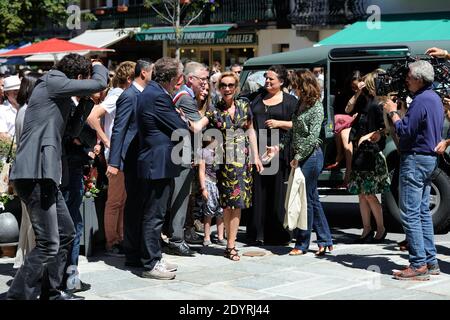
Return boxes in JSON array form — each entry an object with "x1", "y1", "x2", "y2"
[
  {"x1": 399, "y1": 154, "x2": 438, "y2": 268},
  {"x1": 295, "y1": 148, "x2": 333, "y2": 251},
  {"x1": 62, "y1": 167, "x2": 84, "y2": 266}
]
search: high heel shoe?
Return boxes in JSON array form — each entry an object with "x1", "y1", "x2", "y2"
[
  {"x1": 372, "y1": 229, "x2": 388, "y2": 244},
  {"x1": 224, "y1": 247, "x2": 240, "y2": 261},
  {"x1": 325, "y1": 161, "x2": 341, "y2": 170},
  {"x1": 398, "y1": 239, "x2": 409, "y2": 251},
  {"x1": 354, "y1": 230, "x2": 374, "y2": 244},
  {"x1": 315, "y1": 245, "x2": 333, "y2": 256}
]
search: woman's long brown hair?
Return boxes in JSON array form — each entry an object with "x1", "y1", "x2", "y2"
[{"x1": 292, "y1": 69, "x2": 321, "y2": 109}]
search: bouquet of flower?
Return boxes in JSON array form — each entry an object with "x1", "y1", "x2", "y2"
[{"x1": 84, "y1": 173, "x2": 100, "y2": 198}]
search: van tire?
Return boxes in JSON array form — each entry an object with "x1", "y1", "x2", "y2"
[{"x1": 382, "y1": 167, "x2": 450, "y2": 234}]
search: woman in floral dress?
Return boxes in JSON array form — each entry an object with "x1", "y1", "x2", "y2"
[{"x1": 195, "y1": 71, "x2": 263, "y2": 261}]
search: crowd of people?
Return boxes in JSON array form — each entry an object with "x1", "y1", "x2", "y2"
[{"x1": 0, "y1": 45, "x2": 449, "y2": 299}]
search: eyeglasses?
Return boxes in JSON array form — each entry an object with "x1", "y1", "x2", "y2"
[
  {"x1": 219, "y1": 82, "x2": 236, "y2": 89},
  {"x1": 192, "y1": 75, "x2": 209, "y2": 83}
]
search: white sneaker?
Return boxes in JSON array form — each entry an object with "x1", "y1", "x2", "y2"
[
  {"x1": 142, "y1": 261, "x2": 176, "y2": 280},
  {"x1": 161, "y1": 259, "x2": 178, "y2": 272}
]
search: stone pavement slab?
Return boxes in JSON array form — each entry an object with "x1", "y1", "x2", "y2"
[{"x1": 1, "y1": 227, "x2": 449, "y2": 300}]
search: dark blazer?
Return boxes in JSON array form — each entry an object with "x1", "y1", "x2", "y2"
[
  {"x1": 10, "y1": 64, "x2": 109, "y2": 185},
  {"x1": 108, "y1": 84, "x2": 141, "y2": 171},
  {"x1": 136, "y1": 81, "x2": 189, "y2": 180},
  {"x1": 61, "y1": 97, "x2": 97, "y2": 188}
]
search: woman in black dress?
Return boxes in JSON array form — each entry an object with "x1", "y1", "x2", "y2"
[
  {"x1": 246, "y1": 65, "x2": 298, "y2": 245},
  {"x1": 347, "y1": 70, "x2": 390, "y2": 243}
]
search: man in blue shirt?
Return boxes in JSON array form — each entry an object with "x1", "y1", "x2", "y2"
[{"x1": 384, "y1": 60, "x2": 444, "y2": 281}]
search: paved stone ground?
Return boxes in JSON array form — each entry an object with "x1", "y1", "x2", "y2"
[{"x1": 1, "y1": 227, "x2": 449, "y2": 300}]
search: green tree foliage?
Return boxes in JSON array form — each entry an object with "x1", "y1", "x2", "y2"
[
  {"x1": 143, "y1": 0, "x2": 217, "y2": 59},
  {"x1": 0, "y1": 0, "x2": 96, "y2": 47}
]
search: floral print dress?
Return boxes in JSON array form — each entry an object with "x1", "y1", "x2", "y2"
[
  {"x1": 206, "y1": 99, "x2": 253, "y2": 209},
  {"x1": 347, "y1": 97, "x2": 391, "y2": 195}
]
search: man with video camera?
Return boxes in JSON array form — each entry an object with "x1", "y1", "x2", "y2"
[
  {"x1": 426, "y1": 47, "x2": 450, "y2": 154},
  {"x1": 384, "y1": 60, "x2": 444, "y2": 281}
]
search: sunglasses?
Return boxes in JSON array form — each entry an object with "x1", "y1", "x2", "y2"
[{"x1": 219, "y1": 82, "x2": 236, "y2": 89}]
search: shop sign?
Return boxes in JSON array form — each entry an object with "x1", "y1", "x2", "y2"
[
  {"x1": 168, "y1": 33, "x2": 257, "y2": 45},
  {"x1": 137, "y1": 31, "x2": 228, "y2": 41}
]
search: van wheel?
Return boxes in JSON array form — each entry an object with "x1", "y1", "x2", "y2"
[{"x1": 382, "y1": 167, "x2": 450, "y2": 234}]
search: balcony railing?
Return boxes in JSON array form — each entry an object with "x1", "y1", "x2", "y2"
[
  {"x1": 289, "y1": 0, "x2": 368, "y2": 27},
  {"x1": 89, "y1": 0, "x2": 291, "y2": 29},
  {"x1": 207, "y1": 0, "x2": 283, "y2": 25}
]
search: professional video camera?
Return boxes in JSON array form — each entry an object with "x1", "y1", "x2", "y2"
[{"x1": 375, "y1": 54, "x2": 450, "y2": 101}]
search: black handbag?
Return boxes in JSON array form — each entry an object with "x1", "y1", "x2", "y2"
[{"x1": 352, "y1": 140, "x2": 378, "y2": 172}]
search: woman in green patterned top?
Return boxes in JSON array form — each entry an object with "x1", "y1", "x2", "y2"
[
  {"x1": 193, "y1": 71, "x2": 264, "y2": 261},
  {"x1": 264, "y1": 69, "x2": 333, "y2": 256}
]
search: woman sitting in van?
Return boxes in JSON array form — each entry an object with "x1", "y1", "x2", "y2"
[
  {"x1": 326, "y1": 70, "x2": 364, "y2": 186},
  {"x1": 347, "y1": 69, "x2": 391, "y2": 243}
]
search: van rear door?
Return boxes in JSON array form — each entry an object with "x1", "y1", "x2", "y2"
[{"x1": 325, "y1": 46, "x2": 411, "y2": 138}]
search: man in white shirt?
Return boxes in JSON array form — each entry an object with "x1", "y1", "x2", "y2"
[
  {"x1": 87, "y1": 61, "x2": 136, "y2": 255},
  {"x1": 0, "y1": 75, "x2": 21, "y2": 138}
]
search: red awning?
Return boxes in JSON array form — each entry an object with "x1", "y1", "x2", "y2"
[{"x1": 0, "y1": 38, "x2": 114, "y2": 57}]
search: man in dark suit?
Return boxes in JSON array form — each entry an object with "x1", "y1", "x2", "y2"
[
  {"x1": 107, "y1": 59, "x2": 153, "y2": 267},
  {"x1": 7, "y1": 54, "x2": 108, "y2": 300},
  {"x1": 136, "y1": 57, "x2": 189, "y2": 280},
  {"x1": 165, "y1": 61, "x2": 208, "y2": 256}
]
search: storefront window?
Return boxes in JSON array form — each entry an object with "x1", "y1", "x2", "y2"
[
  {"x1": 200, "y1": 50, "x2": 210, "y2": 66},
  {"x1": 225, "y1": 48, "x2": 255, "y2": 69},
  {"x1": 168, "y1": 46, "x2": 256, "y2": 71},
  {"x1": 181, "y1": 48, "x2": 197, "y2": 63}
]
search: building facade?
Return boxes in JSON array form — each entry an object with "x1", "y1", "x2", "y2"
[
  {"x1": 27, "y1": 0, "x2": 450, "y2": 68},
  {"x1": 78, "y1": 0, "x2": 371, "y2": 68}
]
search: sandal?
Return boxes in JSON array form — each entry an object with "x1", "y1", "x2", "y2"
[
  {"x1": 224, "y1": 247, "x2": 240, "y2": 261},
  {"x1": 289, "y1": 248, "x2": 305, "y2": 256},
  {"x1": 315, "y1": 245, "x2": 333, "y2": 256}
]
